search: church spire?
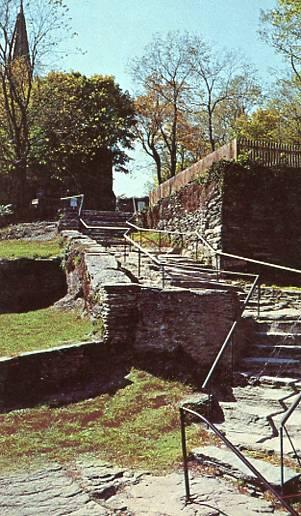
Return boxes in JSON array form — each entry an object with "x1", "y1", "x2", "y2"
[{"x1": 12, "y1": 0, "x2": 30, "y2": 61}]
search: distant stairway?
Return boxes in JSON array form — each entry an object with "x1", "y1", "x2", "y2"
[{"x1": 80, "y1": 210, "x2": 132, "y2": 247}]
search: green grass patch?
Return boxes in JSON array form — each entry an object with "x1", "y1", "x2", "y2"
[
  {"x1": 131, "y1": 231, "x2": 178, "y2": 250},
  {"x1": 0, "y1": 307, "x2": 95, "y2": 356},
  {"x1": 0, "y1": 369, "x2": 213, "y2": 473},
  {"x1": 0, "y1": 238, "x2": 62, "y2": 259}
]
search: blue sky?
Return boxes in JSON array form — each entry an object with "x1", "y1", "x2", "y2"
[{"x1": 60, "y1": 0, "x2": 283, "y2": 197}]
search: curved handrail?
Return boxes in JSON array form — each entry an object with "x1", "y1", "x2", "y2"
[{"x1": 180, "y1": 406, "x2": 298, "y2": 515}]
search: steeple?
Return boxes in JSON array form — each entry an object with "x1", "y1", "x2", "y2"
[{"x1": 12, "y1": 0, "x2": 30, "y2": 61}]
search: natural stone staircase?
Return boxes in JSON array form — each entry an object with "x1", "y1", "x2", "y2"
[
  {"x1": 80, "y1": 210, "x2": 132, "y2": 247},
  {"x1": 236, "y1": 287, "x2": 301, "y2": 387},
  {"x1": 61, "y1": 217, "x2": 301, "y2": 509}
]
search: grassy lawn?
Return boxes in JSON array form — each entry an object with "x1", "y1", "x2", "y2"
[
  {"x1": 0, "y1": 238, "x2": 62, "y2": 259},
  {"x1": 0, "y1": 369, "x2": 211, "y2": 473},
  {"x1": 0, "y1": 308, "x2": 95, "y2": 356}
]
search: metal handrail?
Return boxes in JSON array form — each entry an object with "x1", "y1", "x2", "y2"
[
  {"x1": 126, "y1": 222, "x2": 261, "y2": 384},
  {"x1": 180, "y1": 406, "x2": 298, "y2": 515},
  {"x1": 126, "y1": 223, "x2": 301, "y2": 500},
  {"x1": 202, "y1": 273, "x2": 260, "y2": 389},
  {"x1": 80, "y1": 218, "x2": 128, "y2": 231},
  {"x1": 215, "y1": 249, "x2": 301, "y2": 276},
  {"x1": 123, "y1": 225, "x2": 169, "y2": 285},
  {"x1": 280, "y1": 392, "x2": 301, "y2": 491},
  {"x1": 127, "y1": 223, "x2": 301, "y2": 389},
  {"x1": 127, "y1": 221, "x2": 301, "y2": 277},
  {"x1": 60, "y1": 193, "x2": 84, "y2": 217}
]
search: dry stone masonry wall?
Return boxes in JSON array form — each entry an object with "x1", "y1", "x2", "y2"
[
  {"x1": 62, "y1": 230, "x2": 239, "y2": 375},
  {"x1": 0, "y1": 229, "x2": 240, "y2": 411},
  {"x1": 146, "y1": 181, "x2": 222, "y2": 265},
  {"x1": 147, "y1": 162, "x2": 301, "y2": 275}
]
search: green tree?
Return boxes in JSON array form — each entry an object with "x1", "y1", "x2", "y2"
[
  {"x1": 29, "y1": 72, "x2": 136, "y2": 204},
  {"x1": 233, "y1": 108, "x2": 283, "y2": 141},
  {"x1": 261, "y1": 0, "x2": 301, "y2": 79},
  {"x1": 130, "y1": 32, "x2": 196, "y2": 180}
]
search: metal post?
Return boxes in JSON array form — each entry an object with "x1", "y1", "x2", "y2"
[
  {"x1": 280, "y1": 426, "x2": 284, "y2": 494},
  {"x1": 138, "y1": 247, "x2": 141, "y2": 277},
  {"x1": 216, "y1": 255, "x2": 220, "y2": 281},
  {"x1": 159, "y1": 232, "x2": 161, "y2": 251},
  {"x1": 195, "y1": 238, "x2": 198, "y2": 260},
  {"x1": 161, "y1": 265, "x2": 165, "y2": 288},
  {"x1": 257, "y1": 282, "x2": 261, "y2": 318},
  {"x1": 123, "y1": 243, "x2": 127, "y2": 262},
  {"x1": 231, "y1": 335, "x2": 234, "y2": 383},
  {"x1": 180, "y1": 408, "x2": 191, "y2": 502}
]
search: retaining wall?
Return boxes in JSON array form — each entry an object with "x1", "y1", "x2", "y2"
[
  {"x1": 146, "y1": 164, "x2": 301, "y2": 275},
  {"x1": 0, "y1": 341, "x2": 109, "y2": 411},
  {"x1": 63, "y1": 231, "x2": 239, "y2": 375}
]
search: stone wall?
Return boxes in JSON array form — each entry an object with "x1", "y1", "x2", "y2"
[
  {"x1": 134, "y1": 287, "x2": 237, "y2": 369},
  {"x1": 0, "y1": 231, "x2": 241, "y2": 410},
  {"x1": 146, "y1": 163, "x2": 301, "y2": 276},
  {"x1": 221, "y1": 165, "x2": 301, "y2": 273},
  {"x1": 146, "y1": 181, "x2": 222, "y2": 265},
  {"x1": 100, "y1": 282, "x2": 238, "y2": 377},
  {"x1": 62, "y1": 231, "x2": 239, "y2": 377},
  {"x1": 0, "y1": 340, "x2": 113, "y2": 412},
  {"x1": 0, "y1": 258, "x2": 66, "y2": 312},
  {"x1": 149, "y1": 140, "x2": 237, "y2": 205}
]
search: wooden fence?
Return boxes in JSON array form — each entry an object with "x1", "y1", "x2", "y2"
[
  {"x1": 238, "y1": 138, "x2": 301, "y2": 168},
  {"x1": 149, "y1": 138, "x2": 301, "y2": 205}
]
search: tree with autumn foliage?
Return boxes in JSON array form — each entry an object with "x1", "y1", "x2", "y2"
[{"x1": 131, "y1": 32, "x2": 261, "y2": 185}]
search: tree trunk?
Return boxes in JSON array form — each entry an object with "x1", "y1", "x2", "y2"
[{"x1": 14, "y1": 162, "x2": 28, "y2": 218}]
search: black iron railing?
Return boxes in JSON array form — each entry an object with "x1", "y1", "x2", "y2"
[
  {"x1": 280, "y1": 392, "x2": 301, "y2": 493},
  {"x1": 180, "y1": 406, "x2": 299, "y2": 515}
]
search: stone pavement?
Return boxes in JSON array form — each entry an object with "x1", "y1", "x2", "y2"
[{"x1": 0, "y1": 459, "x2": 285, "y2": 515}]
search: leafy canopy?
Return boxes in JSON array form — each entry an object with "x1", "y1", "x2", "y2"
[{"x1": 29, "y1": 72, "x2": 136, "y2": 185}]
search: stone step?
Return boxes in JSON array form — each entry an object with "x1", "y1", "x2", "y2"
[
  {"x1": 252, "y1": 344, "x2": 301, "y2": 357},
  {"x1": 82, "y1": 210, "x2": 132, "y2": 218},
  {"x1": 82, "y1": 224, "x2": 128, "y2": 230},
  {"x1": 251, "y1": 320, "x2": 301, "y2": 333},
  {"x1": 241, "y1": 356, "x2": 300, "y2": 367},
  {"x1": 169, "y1": 278, "x2": 243, "y2": 291},
  {"x1": 239, "y1": 361, "x2": 301, "y2": 379},
  {"x1": 193, "y1": 445, "x2": 301, "y2": 491},
  {"x1": 255, "y1": 332, "x2": 301, "y2": 344},
  {"x1": 237, "y1": 372, "x2": 301, "y2": 388}
]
